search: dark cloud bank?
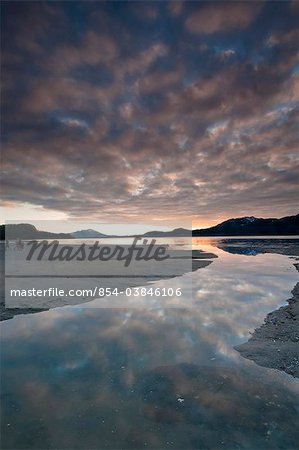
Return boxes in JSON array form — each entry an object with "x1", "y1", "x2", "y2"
[{"x1": 1, "y1": 1, "x2": 298, "y2": 225}]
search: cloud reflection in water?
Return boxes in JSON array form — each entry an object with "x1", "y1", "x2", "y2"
[{"x1": 1, "y1": 243, "x2": 299, "y2": 449}]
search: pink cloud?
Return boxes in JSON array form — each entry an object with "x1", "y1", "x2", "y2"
[{"x1": 186, "y1": 2, "x2": 263, "y2": 34}]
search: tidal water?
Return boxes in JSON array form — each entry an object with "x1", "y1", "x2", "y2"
[{"x1": 1, "y1": 238, "x2": 299, "y2": 449}]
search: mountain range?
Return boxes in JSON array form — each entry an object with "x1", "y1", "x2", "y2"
[
  {"x1": 0, "y1": 223, "x2": 72, "y2": 240},
  {"x1": 143, "y1": 214, "x2": 298, "y2": 237},
  {"x1": 71, "y1": 229, "x2": 108, "y2": 238},
  {"x1": 1, "y1": 214, "x2": 298, "y2": 240},
  {"x1": 192, "y1": 214, "x2": 298, "y2": 236}
]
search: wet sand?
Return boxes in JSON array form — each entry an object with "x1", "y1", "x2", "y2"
[
  {"x1": 0, "y1": 245, "x2": 216, "y2": 321},
  {"x1": 235, "y1": 263, "x2": 299, "y2": 378}
]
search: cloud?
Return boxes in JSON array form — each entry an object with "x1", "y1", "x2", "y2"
[
  {"x1": 47, "y1": 31, "x2": 118, "y2": 75},
  {"x1": 1, "y1": 1, "x2": 298, "y2": 225},
  {"x1": 119, "y1": 43, "x2": 168, "y2": 77},
  {"x1": 217, "y1": 48, "x2": 235, "y2": 61},
  {"x1": 185, "y1": 2, "x2": 263, "y2": 34},
  {"x1": 59, "y1": 117, "x2": 89, "y2": 129},
  {"x1": 168, "y1": 1, "x2": 184, "y2": 17},
  {"x1": 135, "y1": 66, "x2": 182, "y2": 94},
  {"x1": 266, "y1": 29, "x2": 299, "y2": 48}
]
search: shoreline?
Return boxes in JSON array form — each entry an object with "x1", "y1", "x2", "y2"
[
  {"x1": 235, "y1": 262, "x2": 299, "y2": 378},
  {"x1": 0, "y1": 247, "x2": 217, "y2": 321},
  {"x1": 1, "y1": 242, "x2": 298, "y2": 380}
]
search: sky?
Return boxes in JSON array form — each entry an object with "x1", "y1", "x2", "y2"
[{"x1": 1, "y1": 1, "x2": 299, "y2": 230}]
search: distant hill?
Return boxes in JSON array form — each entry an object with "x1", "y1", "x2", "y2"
[
  {"x1": 140, "y1": 214, "x2": 298, "y2": 237},
  {"x1": 71, "y1": 229, "x2": 108, "y2": 238},
  {"x1": 143, "y1": 227, "x2": 191, "y2": 237},
  {"x1": 1, "y1": 214, "x2": 298, "y2": 241},
  {"x1": 0, "y1": 223, "x2": 72, "y2": 240},
  {"x1": 192, "y1": 214, "x2": 299, "y2": 236}
]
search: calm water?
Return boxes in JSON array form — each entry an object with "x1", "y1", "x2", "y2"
[{"x1": 1, "y1": 238, "x2": 299, "y2": 449}]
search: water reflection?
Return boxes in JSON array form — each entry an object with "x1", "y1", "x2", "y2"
[
  {"x1": 209, "y1": 238, "x2": 299, "y2": 256},
  {"x1": 1, "y1": 239, "x2": 299, "y2": 449}
]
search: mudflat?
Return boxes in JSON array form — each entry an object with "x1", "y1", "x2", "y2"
[{"x1": 235, "y1": 263, "x2": 299, "y2": 378}]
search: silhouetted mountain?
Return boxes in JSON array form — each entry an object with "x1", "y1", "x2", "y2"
[
  {"x1": 1, "y1": 214, "x2": 298, "y2": 241},
  {"x1": 143, "y1": 228, "x2": 191, "y2": 237},
  {"x1": 0, "y1": 223, "x2": 72, "y2": 240},
  {"x1": 192, "y1": 214, "x2": 299, "y2": 236},
  {"x1": 71, "y1": 229, "x2": 108, "y2": 238}
]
